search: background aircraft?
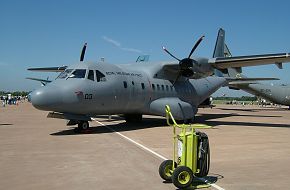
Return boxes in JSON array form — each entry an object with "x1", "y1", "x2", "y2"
[
  {"x1": 28, "y1": 29, "x2": 290, "y2": 132},
  {"x1": 216, "y1": 33, "x2": 290, "y2": 108}
]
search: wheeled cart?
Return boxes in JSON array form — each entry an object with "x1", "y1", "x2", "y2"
[{"x1": 159, "y1": 105, "x2": 211, "y2": 189}]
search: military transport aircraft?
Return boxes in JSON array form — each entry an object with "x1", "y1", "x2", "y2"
[
  {"x1": 28, "y1": 28, "x2": 290, "y2": 132},
  {"x1": 216, "y1": 33, "x2": 290, "y2": 108}
]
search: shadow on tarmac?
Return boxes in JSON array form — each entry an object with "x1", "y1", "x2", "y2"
[
  {"x1": 0, "y1": 123, "x2": 13, "y2": 126},
  {"x1": 195, "y1": 114, "x2": 290, "y2": 128},
  {"x1": 161, "y1": 173, "x2": 224, "y2": 189},
  {"x1": 51, "y1": 110, "x2": 289, "y2": 136},
  {"x1": 50, "y1": 117, "x2": 168, "y2": 136},
  {"x1": 217, "y1": 107, "x2": 290, "y2": 112}
]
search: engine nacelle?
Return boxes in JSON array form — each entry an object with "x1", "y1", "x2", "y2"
[{"x1": 180, "y1": 57, "x2": 214, "y2": 79}]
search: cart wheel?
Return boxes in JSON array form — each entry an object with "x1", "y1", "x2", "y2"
[
  {"x1": 172, "y1": 166, "x2": 194, "y2": 189},
  {"x1": 159, "y1": 160, "x2": 176, "y2": 181}
]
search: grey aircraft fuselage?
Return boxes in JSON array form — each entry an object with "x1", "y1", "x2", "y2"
[
  {"x1": 29, "y1": 28, "x2": 290, "y2": 130},
  {"x1": 232, "y1": 83, "x2": 290, "y2": 106},
  {"x1": 30, "y1": 61, "x2": 226, "y2": 121}
]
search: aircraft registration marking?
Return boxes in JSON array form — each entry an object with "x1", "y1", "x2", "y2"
[{"x1": 105, "y1": 71, "x2": 143, "y2": 77}]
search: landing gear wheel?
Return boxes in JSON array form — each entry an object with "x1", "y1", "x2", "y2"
[
  {"x1": 77, "y1": 121, "x2": 89, "y2": 132},
  {"x1": 159, "y1": 160, "x2": 176, "y2": 182},
  {"x1": 172, "y1": 166, "x2": 194, "y2": 189}
]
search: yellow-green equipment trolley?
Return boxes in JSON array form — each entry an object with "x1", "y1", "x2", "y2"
[{"x1": 159, "y1": 105, "x2": 211, "y2": 189}]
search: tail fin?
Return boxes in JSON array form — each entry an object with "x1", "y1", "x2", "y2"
[
  {"x1": 213, "y1": 28, "x2": 225, "y2": 58},
  {"x1": 213, "y1": 28, "x2": 228, "y2": 77},
  {"x1": 212, "y1": 30, "x2": 278, "y2": 88}
]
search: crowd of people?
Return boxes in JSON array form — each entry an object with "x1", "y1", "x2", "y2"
[{"x1": 1, "y1": 94, "x2": 27, "y2": 107}]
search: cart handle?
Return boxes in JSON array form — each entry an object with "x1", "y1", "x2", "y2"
[{"x1": 165, "y1": 105, "x2": 212, "y2": 129}]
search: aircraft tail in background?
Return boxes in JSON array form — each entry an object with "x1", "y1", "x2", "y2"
[{"x1": 212, "y1": 29, "x2": 278, "y2": 87}]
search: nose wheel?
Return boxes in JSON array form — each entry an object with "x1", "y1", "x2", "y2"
[{"x1": 75, "y1": 121, "x2": 89, "y2": 133}]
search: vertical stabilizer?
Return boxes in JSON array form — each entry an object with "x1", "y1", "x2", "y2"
[{"x1": 213, "y1": 28, "x2": 225, "y2": 58}]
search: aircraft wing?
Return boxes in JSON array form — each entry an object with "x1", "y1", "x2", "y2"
[
  {"x1": 27, "y1": 66, "x2": 67, "y2": 72},
  {"x1": 210, "y1": 53, "x2": 290, "y2": 69},
  {"x1": 26, "y1": 77, "x2": 52, "y2": 83}
]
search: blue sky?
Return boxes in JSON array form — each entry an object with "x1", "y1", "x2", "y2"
[{"x1": 1, "y1": 0, "x2": 290, "y2": 96}]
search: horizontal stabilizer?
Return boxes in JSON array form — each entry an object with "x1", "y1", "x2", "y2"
[
  {"x1": 226, "y1": 77, "x2": 279, "y2": 85},
  {"x1": 28, "y1": 66, "x2": 67, "y2": 72}
]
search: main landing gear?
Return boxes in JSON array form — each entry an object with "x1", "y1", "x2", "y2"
[{"x1": 71, "y1": 120, "x2": 90, "y2": 133}]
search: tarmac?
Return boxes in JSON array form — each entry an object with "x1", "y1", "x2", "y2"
[{"x1": 1, "y1": 102, "x2": 290, "y2": 190}]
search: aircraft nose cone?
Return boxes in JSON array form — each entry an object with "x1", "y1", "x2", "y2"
[{"x1": 30, "y1": 86, "x2": 62, "y2": 111}]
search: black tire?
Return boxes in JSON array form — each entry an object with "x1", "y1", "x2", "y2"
[
  {"x1": 172, "y1": 166, "x2": 194, "y2": 189},
  {"x1": 78, "y1": 121, "x2": 89, "y2": 131},
  {"x1": 159, "y1": 160, "x2": 176, "y2": 181}
]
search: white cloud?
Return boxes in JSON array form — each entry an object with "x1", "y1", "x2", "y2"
[
  {"x1": 121, "y1": 47, "x2": 142, "y2": 53},
  {"x1": 102, "y1": 36, "x2": 143, "y2": 54},
  {"x1": 102, "y1": 36, "x2": 121, "y2": 47}
]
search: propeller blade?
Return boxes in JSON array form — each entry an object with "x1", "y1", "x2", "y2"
[
  {"x1": 188, "y1": 35, "x2": 205, "y2": 58},
  {"x1": 80, "y1": 43, "x2": 87, "y2": 61},
  {"x1": 162, "y1": 46, "x2": 180, "y2": 61}
]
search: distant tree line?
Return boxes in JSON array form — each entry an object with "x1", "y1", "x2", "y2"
[
  {"x1": 213, "y1": 96, "x2": 257, "y2": 101},
  {"x1": 0, "y1": 91, "x2": 30, "y2": 97}
]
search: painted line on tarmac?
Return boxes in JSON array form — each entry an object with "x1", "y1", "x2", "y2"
[
  {"x1": 92, "y1": 118, "x2": 225, "y2": 190},
  {"x1": 92, "y1": 118, "x2": 167, "y2": 160}
]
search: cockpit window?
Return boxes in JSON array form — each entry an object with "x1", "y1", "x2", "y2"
[
  {"x1": 88, "y1": 70, "x2": 94, "y2": 81},
  {"x1": 57, "y1": 69, "x2": 73, "y2": 79},
  {"x1": 68, "y1": 69, "x2": 86, "y2": 79},
  {"x1": 96, "y1": 70, "x2": 106, "y2": 82}
]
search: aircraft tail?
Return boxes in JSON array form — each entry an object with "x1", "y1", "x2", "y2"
[
  {"x1": 213, "y1": 28, "x2": 242, "y2": 78},
  {"x1": 213, "y1": 28, "x2": 225, "y2": 58},
  {"x1": 212, "y1": 29, "x2": 278, "y2": 88},
  {"x1": 222, "y1": 43, "x2": 278, "y2": 87}
]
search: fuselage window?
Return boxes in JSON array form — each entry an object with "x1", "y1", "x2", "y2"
[
  {"x1": 123, "y1": 81, "x2": 127, "y2": 88},
  {"x1": 88, "y1": 70, "x2": 94, "y2": 81},
  {"x1": 166, "y1": 85, "x2": 169, "y2": 91},
  {"x1": 141, "y1": 83, "x2": 145, "y2": 89},
  {"x1": 157, "y1": 84, "x2": 160, "y2": 91},
  {"x1": 132, "y1": 81, "x2": 135, "y2": 85},
  {"x1": 152, "y1": 84, "x2": 155, "y2": 90},
  {"x1": 161, "y1": 85, "x2": 164, "y2": 91},
  {"x1": 68, "y1": 69, "x2": 86, "y2": 79},
  {"x1": 96, "y1": 70, "x2": 106, "y2": 82},
  {"x1": 57, "y1": 69, "x2": 73, "y2": 79}
]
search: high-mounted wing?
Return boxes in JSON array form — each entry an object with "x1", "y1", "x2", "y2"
[
  {"x1": 27, "y1": 66, "x2": 67, "y2": 72},
  {"x1": 210, "y1": 53, "x2": 290, "y2": 69},
  {"x1": 26, "y1": 77, "x2": 52, "y2": 86},
  {"x1": 26, "y1": 77, "x2": 52, "y2": 83}
]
